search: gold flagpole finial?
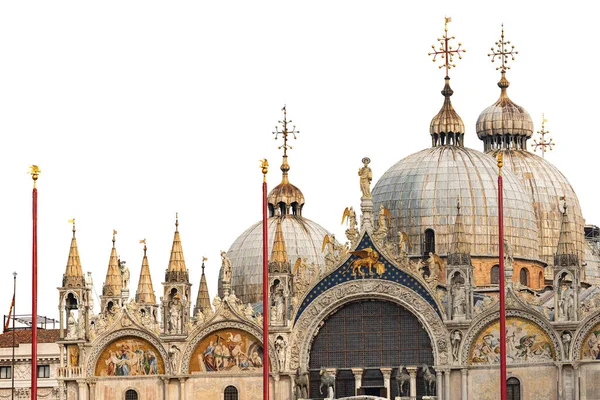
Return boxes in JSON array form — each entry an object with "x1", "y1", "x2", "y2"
[
  {"x1": 488, "y1": 24, "x2": 518, "y2": 73},
  {"x1": 428, "y1": 16, "x2": 466, "y2": 78},
  {"x1": 28, "y1": 165, "x2": 41, "y2": 188},
  {"x1": 497, "y1": 152, "x2": 504, "y2": 175},
  {"x1": 260, "y1": 159, "x2": 269, "y2": 182}
]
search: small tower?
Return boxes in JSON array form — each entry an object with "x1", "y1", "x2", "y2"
[
  {"x1": 193, "y1": 258, "x2": 212, "y2": 318},
  {"x1": 161, "y1": 215, "x2": 192, "y2": 336},
  {"x1": 446, "y1": 201, "x2": 474, "y2": 321},
  {"x1": 553, "y1": 198, "x2": 580, "y2": 322},
  {"x1": 135, "y1": 240, "x2": 159, "y2": 324},
  {"x1": 100, "y1": 230, "x2": 123, "y2": 314},
  {"x1": 268, "y1": 218, "x2": 292, "y2": 327},
  {"x1": 58, "y1": 219, "x2": 91, "y2": 341}
]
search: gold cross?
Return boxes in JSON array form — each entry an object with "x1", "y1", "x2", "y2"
[
  {"x1": 273, "y1": 105, "x2": 299, "y2": 157},
  {"x1": 532, "y1": 113, "x2": 555, "y2": 158},
  {"x1": 488, "y1": 24, "x2": 518, "y2": 72},
  {"x1": 428, "y1": 17, "x2": 466, "y2": 77}
]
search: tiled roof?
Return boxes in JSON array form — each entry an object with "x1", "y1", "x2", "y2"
[{"x1": 0, "y1": 329, "x2": 60, "y2": 348}]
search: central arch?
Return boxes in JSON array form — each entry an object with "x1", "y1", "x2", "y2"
[{"x1": 290, "y1": 280, "x2": 449, "y2": 391}]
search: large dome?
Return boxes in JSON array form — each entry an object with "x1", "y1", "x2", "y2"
[
  {"x1": 372, "y1": 145, "x2": 539, "y2": 260},
  {"x1": 488, "y1": 149, "x2": 585, "y2": 272},
  {"x1": 221, "y1": 215, "x2": 330, "y2": 304}
]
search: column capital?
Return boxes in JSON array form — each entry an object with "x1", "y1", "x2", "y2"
[
  {"x1": 380, "y1": 367, "x2": 393, "y2": 378},
  {"x1": 178, "y1": 377, "x2": 188, "y2": 383},
  {"x1": 351, "y1": 367, "x2": 364, "y2": 376},
  {"x1": 407, "y1": 366, "x2": 418, "y2": 377},
  {"x1": 161, "y1": 376, "x2": 170, "y2": 383},
  {"x1": 572, "y1": 362, "x2": 581, "y2": 370},
  {"x1": 76, "y1": 379, "x2": 87, "y2": 386}
]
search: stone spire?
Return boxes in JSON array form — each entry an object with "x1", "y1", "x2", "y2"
[
  {"x1": 63, "y1": 219, "x2": 85, "y2": 287},
  {"x1": 102, "y1": 231, "x2": 123, "y2": 297},
  {"x1": 194, "y1": 258, "x2": 211, "y2": 316},
  {"x1": 555, "y1": 198, "x2": 579, "y2": 266},
  {"x1": 135, "y1": 242, "x2": 156, "y2": 304},
  {"x1": 448, "y1": 200, "x2": 471, "y2": 265},
  {"x1": 166, "y1": 214, "x2": 189, "y2": 282},
  {"x1": 268, "y1": 218, "x2": 291, "y2": 273}
]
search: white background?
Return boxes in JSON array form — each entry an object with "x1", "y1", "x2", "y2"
[{"x1": 1, "y1": 1, "x2": 597, "y2": 320}]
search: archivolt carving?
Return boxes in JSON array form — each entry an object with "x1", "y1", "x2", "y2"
[
  {"x1": 85, "y1": 328, "x2": 169, "y2": 376},
  {"x1": 180, "y1": 320, "x2": 278, "y2": 374},
  {"x1": 290, "y1": 280, "x2": 449, "y2": 372},
  {"x1": 572, "y1": 312, "x2": 600, "y2": 360},
  {"x1": 460, "y1": 309, "x2": 562, "y2": 365}
]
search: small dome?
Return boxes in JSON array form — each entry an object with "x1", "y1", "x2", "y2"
[
  {"x1": 476, "y1": 73, "x2": 534, "y2": 151},
  {"x1": 268, "y1": 182, "x2": 305, "y2": 216},
  {"x1": 372, "y1": 145, "x2": 539, "y2": 260},
  {"x1": 429, "y1": 78, "x2": 465, "y2": 147},
  {"x1": 488, "y1": 149, "x2": 584, "y2": 272},
  {"x1": 220, "y1": 215, "x2": 331, "y2": 303}
]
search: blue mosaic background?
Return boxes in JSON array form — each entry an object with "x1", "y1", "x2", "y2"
[{"x1": 295, "y1": 233, "x2": 442, "y2": 322}]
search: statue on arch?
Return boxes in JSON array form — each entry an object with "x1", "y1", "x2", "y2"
[{"x1": 358, "y1": 157, "x2": 373, "y2": 198}]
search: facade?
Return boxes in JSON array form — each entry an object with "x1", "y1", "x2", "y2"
[{"x1": 4, "y1": 24, "x2": 600, "y2": 400}]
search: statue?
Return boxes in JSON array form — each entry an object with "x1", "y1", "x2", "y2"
[
  {"x1": 564, "y1": 284, "x2": 575, "y2": 320},
  {"x1": 168, "y1": 345, "x2": 180, "y2": 374},
  {"x1": 451, "y1": 330, "x2": 462, "y2": 361},
  {"x1": 275, "y1": 336, "x2": 287, "y2": 370},
  {"x1": 504, "y1": 239, "x2": 514, "y2": 267},
  {"x1": 294, "y1": 368, "x2": 309, "y2": 400},
  {"x1": 452, "y1": 283, "x2": 466, "y2": 318},
  {"x1": 358, "y1": 157, "x2": 373, "y2": 198},
  {"x1": 69, "y1": 346, "x2": 79, "y2": 367},
  {"x1": 562, "y1": 331, "x2": 572, "y2": 359},
  {"x1": 396, "y1": 366, "x2": 410, "y2": 396},
  {"x1": 322, "y1": 234, "x2": 337, "y2": 271},
  {"x1": 67, "y1": 311, "x2": 78, "y2": 339},
  {"x1": 421, "y1": 365, "x2": 436, "y2": 396},
  {"x1": 377, "y1": 204, "x2": 390, "y2": 231},
  {"x1": 420, "y1": 252, "x2": 442, "y2": 287},
  {"x1": 244, "y1": 303, "x2": 254, "y2": 320},
  {"x1": 120, "y1": 261, "x2": 130, "y2": 290},
  {"x1": 169, "y1": 295, "x2": 182, "y2": 334},
  {"x1": 213, "y1": 295, "x2": 222, "y2": 310},
  {"x1": 221, "y1": 251, "x2": 232, "y2": 284},
  {"x1": 342, "y1": 206, "x2": 357, "y2": 230},
  {"x1": 273, "y1": 289, "x2": 285, "y2": 323},
  {"x1": 319, "y1": 368, "x2": 335, "y2": 399}
]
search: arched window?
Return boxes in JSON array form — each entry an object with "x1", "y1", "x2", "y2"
[
  {"x1": 125, "y1": 389, "x2": 138, "y2": 400},
  {"x1": 224, "y1": 386, "x2": 238, "y2": 400},
  {"x1": 520, "y1": 268, "x2": 529, "y2": 287},
  {"x1": 507, "y1": 377, "x2": 521, "y2": 400},
  {"x1": 490, "y1": 265, "x2": 499, "y2": 285},
  {"x1": 424, "y1": 229, "x2": 435, "y2": 256}
]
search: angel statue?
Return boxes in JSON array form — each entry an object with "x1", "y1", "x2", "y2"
[
  {"x1": 377, "y1": 205, "x2": 391, "y2": 231},
  {"x1": 420, "y1": 252, "x2": 442, "y2": 287},
  {"x1": 358, "y1": 157, "x2": 373, "y2": 198},
  {"x1": 341, "y1": 206, "x2": 358, "y2": 230},
  {"x1": 221, "y1": 251, "x2": 232, "y2": 284},
  {"x1": 398, "y1": 231, "x2": 411, "y2": 253}
]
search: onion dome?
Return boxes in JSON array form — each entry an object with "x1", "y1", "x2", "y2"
[
  {"x1": 488, "y1": 149, "x2": 584, "y2": 273},
  {"x1": 429, "y1": 78, "x2": 465, "y2": 147},
  {"x1": 62, "y1": 220, "x2": 85, "y2": 287},
  {"x1": 372, "y1": 146, "x2": 539, "y2": 260},
  {"x1": 135, "y1": 243, "x2": 156, "y2": 304},
  {"x1": 219, "y1": 106, "x2": 333, "y2": 303},
  {"x1": 476, "y1": 72, "x2": 533, "y2": 151},
  {"x1": 102, "y1": 232, "x2": 123, "y2": 296}
]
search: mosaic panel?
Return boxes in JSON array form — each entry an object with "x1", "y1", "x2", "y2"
[{"x1": 94, "y1": 336, "x2": 164, "y2": 376}]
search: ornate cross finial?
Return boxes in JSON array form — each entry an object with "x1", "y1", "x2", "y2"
[
  {"x1": 532, "y1": 113, "x2": 555, "y2": 158},
  {"x1": 428, "y1": 17, "x2": 466, "y2": 78},
  {"x1": 488, "y1": 24, "x2": 518, "y2": 73},
  {"x1": 273, "y1": 105, "x2": 299, "y2": 157}
]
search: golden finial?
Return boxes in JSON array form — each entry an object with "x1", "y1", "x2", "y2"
[
  {"x1": 488, "y1": 24, "x2": 518, "y2": 73},
  {"x1": 428, "y1": 17, "x2": 466, "y2": 78},
  {"x1": 139, "y1": 238, "x2": 147, "y2": 255},
  {"x1": 201, "y1": 256, "x2": 207, "y2": 272},
  {"x1": 531, "y1": 113, "x2": 555, "y2": 158},
  {"x1": 28, "y1": 165, "x2": 41, "y2": 188},
  {"x1": 112, "y1": 229, "x2": 117, "y2": 247},
  {"x1": 260, "y1": 159, "x2": 269, "y2": 182},
  {"x1": 68, "y1": 218, "x2": 76, "y2": 236},
  {"x1": 175, "y1": 212, "x2": 179, "y2": 231},
  {"x1": 273, "y1": 105, "x2": 299, "y2": 158},
  {"x1": 497, "y1": 152, "x2": 503, "y2": 175}
]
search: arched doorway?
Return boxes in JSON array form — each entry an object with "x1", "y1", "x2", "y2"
[{"x1": 308, "y1": 300, "x2": 434, "y2": 399}]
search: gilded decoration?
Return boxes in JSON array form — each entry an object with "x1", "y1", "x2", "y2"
[
  {"x1": 580, "y1": 322, "x2": 600, "y2": 360},
  {"x1": 188, "y1": 328, "x2": 263, "y2": 373},
  {"x1": 94, "y1": 336, "x2": 165, "y2": 376},
  {"x1": 469, "y1": 317, "x2": 555, "y2": 364}
]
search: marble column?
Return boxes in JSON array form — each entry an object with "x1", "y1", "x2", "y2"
[
  {"x1": 461, "y1": 369, "x2": 468, "y2": 400},
  {"x1": 88, "y1": 380, "x2": 96, "y2": 400},
  {"x1": 351, "y1": 368, "x2": 364, "y2": 395},
  {"x1": 58, "y1": 381, "x2": 66, "y2": 400},
  {"x1": 274, "y1": 375, "x2": 280, "y2": 400},
  {"x1": 435, "y1": 370, "x2": 443, "y2": 400},
  {"x1": 573, "y1": 364, "x2": 580, "y2": 400},
  {"x1": 179, "y1": 377, "x2": 187, "y2": 399},
  {"x1": 381, "y1": 368, "x2": 392, "y2": 400},
  {"x1": 162, "y1": 377, "x2": 169, "y2": 400},
  {"x1": 407, "y1": 366, "x2": 417, "y2": 400},
  {"x1": 444, "y1": 369, "x2": 450, "y2": 400},
  {"x1": 76, "y1": 379, "x2": 87, "y2": 400},
  {"x1": 325, "y1": 368, "x2": 337, "y2": 399}
]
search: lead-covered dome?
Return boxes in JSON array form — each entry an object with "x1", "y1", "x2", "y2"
[
  {"x1": 488, "y1": 149, "x2": 584, "y2": 272},
  {"x1": 372, "y1": 145, "x2": 539, "y2": 260}
]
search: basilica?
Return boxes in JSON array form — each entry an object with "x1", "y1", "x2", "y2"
[{"x1": 3, "y1": 22, "x2": 600, "y2": 400}]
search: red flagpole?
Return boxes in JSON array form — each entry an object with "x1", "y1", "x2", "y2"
[
  {"x1": 30, "y1": 166, "x2": 40, "y2": 400},
  {"x1": 497, "y1": 155, "x2": 507, "y2": 399},
  {"x1": 261, "y1": 160, "x2": 269, "y2": 400}
]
